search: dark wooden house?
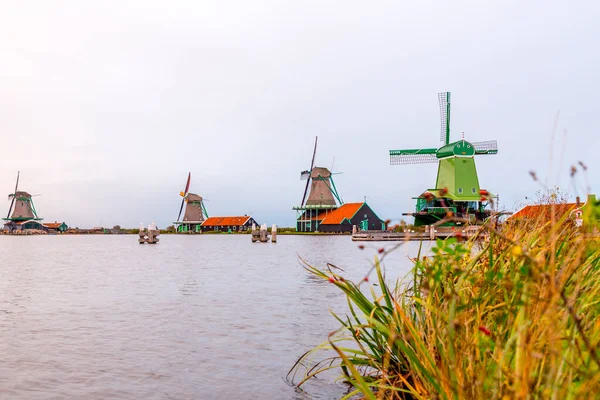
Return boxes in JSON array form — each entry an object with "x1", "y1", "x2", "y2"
[
  {"x1": 299, "y1": 202, "x2": 385, "y2": 233},
  {"x1": 200, "y1": 216, "x2": 258, "y2": 232},
  {"x1": 4, "y1": 220, "x2": 47, "y2": 232},
  {"x1": 295, "y1": 206, "x2": 337, "y2": 232}
]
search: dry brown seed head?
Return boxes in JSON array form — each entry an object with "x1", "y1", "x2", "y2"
[{"x1": 529, "y1": 170, "x2": 538, "y2": 181}]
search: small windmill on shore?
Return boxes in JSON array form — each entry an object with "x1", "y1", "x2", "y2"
[
  {"x1": 3, "y1": 171, "x2": 42, "y2": 230},
  {"x1": 389, "y1": 92, "x2": 498, "y2": 226},
  {"x1": 173, "y1": 172, "x2": 209, "y2": 233},
  {"x1": 293, "y1": 137, "x2": 343, "y2": 232}
]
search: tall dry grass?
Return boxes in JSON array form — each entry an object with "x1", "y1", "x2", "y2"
[{"x1": 289, "y1": 215, "x2": 600, "y2": 399}]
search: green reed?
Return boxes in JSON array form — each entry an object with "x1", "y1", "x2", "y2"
[{"x1": 289, "y1": 218, "x2": 600, "y2": 399}]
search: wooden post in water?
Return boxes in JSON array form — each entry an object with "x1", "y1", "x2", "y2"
[
  {"x1": 139, "y1": 222, "x2": 160, "y2": 244},
  {"x1": 271, "y1": 224, "x2": 277, "y2": 243},
  {"x1": 260, "y1": 224, "x2": 269, "y2": 242},
  {"x1": 251, "y1": 223, "x2": 258, "y2": 242},
  {"x1": 147, "y1": 221, "x2": 160, "y2": 244},
  {"x1": 139, "y1": 223, "x2": 146, "y2": 244},
  {"x1": 251, "y1": 223, "x2": 271, "y2": 243}
]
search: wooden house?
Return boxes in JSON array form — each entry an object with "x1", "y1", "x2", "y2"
[
  {"x1": 4, "y1": 220, "x2": 47, "y2": 232},
  {"x1": 200, "y1": 216, "x2": 258, "y2": 233},
  {"x1": 298, "y1": 202, "x2": 385, "y2": 233},
  {"x1": 43, "y1": 221, "x2": 68, "y2": 233},
  {"x1": 508, "y1": 194, "x2": 600, "y2": 231}
]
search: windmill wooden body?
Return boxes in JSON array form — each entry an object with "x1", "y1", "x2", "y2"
[
  {"x1": 389, "y1": 92, "x2": 498, "y2": 226},
  {"x1": 173, "y1": 173, "x2": 209, "y2": 233},
  {"x1": 3, "y1": 172, "x2": 43, "y2": 232},
  {"x1": 293, "y1": 137, "x2": 344, "y2": 232}
]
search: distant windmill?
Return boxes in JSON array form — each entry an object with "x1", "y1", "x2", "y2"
[
  {"x1": 3, "y1": 171, "x2": 43, "y2": 230},
  {"x1": 174, "y1": 172, "x2": 209, "y2": 233},
  {"x1": 294, "y1": 137, "x2": 343, "y2": 232},
  {"x1": 299, "y1": 137, "x2": 343, "y2": 207},
  {"x1": 389, "y1": 92, "x2": 498, "y2": 226}
]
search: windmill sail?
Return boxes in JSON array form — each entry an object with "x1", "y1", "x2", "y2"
[
  {"x1": 300, "y1": 136, "x2": 318, "y2": 206},
  {"x1": 6, "y1": 171, "x2": 19, "y2": 219},
  {"x1": 184, "y1": 172, "x2": 191, "y2": 194},
  {"x1": 389, "y1": 148, "x2": 438, "y2": 165},
  {"x1": 177, "y1": 199, "x2": 186, "y2": 222},
  {"x1": 390, "y1": 153, "x2": 438, "y2": 165},
  {"x1": 177, "y1": 172, "x2": 191, "y2": 222},
  {"x1": 472, "y1": 140, "x2": 498, "y2": 155},
  {"x1": 438, "y1": 92, "x2": 451, "y2": 145}
]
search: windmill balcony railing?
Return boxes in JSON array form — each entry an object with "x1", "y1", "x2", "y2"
[
  {"x1": 293, "y1": 204, "x2": 338, "y2": 211},
  {"x1": 418, "y1": 206, "x2": 457, "y2": 214}
]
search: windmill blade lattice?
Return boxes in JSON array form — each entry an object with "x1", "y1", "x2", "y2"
[
  {"x1": 177, "y1": 199, "x2": 185, "y2": 222},
  {"x1": 300, "y1": 136, "x2": 318, "y2": 206},
  {"x1": 177, "y1": 172, "x2": 192, "y2": 222},
  {"x1": 390, "y1": 153, "x2": 438, "y2": 165},
  {"x1": 472, "y1": 140, "x2": 498, "y2": 155},
  {"x1": 438, "y1": 92, "x2": 451, "y2": 145},
  {"x1": 184, "y1": 173, "x2": 191, "y2": 194},
  {"x1": 6, "y1": 171, "x2": 19, "y2": 219},
  {"x1": 389, "y1": 148, "x2": 438, "y2": 165}
]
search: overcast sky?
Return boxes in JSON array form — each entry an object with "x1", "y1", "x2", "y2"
[{"x1": 1, "y1": 1, "x2": 598, "y2": 228}]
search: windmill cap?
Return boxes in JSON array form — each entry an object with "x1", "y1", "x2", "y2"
[
  {"x1": 310, "y1": 167, "x2": 332, "y2": 178},
  {"x1": 437, "y1": 140, "x2": 475, "y2": 158}
]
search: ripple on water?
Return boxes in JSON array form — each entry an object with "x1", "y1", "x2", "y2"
[{"x1": 0, "y1": 235, "x2": 427, "y2": 399}]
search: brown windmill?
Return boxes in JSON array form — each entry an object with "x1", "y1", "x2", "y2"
[
  {"x1": 293, "y1": 137, "x2": 343, "y2": 232},
  {"x1": 173, "y1": 173, "x2": 209, "y2": 233},
  {"x1": 3, "y1": 171, "x2": 43, "y2": 231},
  {"x1": 305, "y1": 167, "x2": 337, "y2": 206}
]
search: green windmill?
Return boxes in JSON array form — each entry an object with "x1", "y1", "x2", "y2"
[{"x1": 389, "y1": 92, "x2": 498, "y2": 226}]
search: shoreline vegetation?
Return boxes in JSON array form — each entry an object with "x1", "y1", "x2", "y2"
[
  {"x1": 289, "y1": 212, "x2": 600, "y2": 399},
  {"x1": 2, "y1": 222, "x2": 423, "y2": 236},
  {"x1": 0, "y1": 227, "x2": 349, "y2": 236}
]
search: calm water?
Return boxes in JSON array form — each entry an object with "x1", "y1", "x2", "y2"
[{"x1": 0, "y1": 235, "x2": 429, "y2": 399}]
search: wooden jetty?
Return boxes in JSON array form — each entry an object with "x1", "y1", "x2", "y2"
[{"x1": 352, "y1": 225, "x2": 483, "y2": 242}]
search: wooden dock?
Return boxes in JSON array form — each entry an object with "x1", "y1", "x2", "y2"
[{"x1": 352, "y1": 226, "x2": 483, "y2": 242}]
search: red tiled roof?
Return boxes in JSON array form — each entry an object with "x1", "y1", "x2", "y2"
[
  {"x1": 202, "y1": 216, "x2": 251, "y2": 227},
  {"x1": 509, "y1": 203, "x2": 577, "y2": 220},
  {"x1": 321, "y1": 203, "x2": 364, "y2": 225},
  {"x1": 44, "y1": 222, "x2": 64, "y2": 229}
]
